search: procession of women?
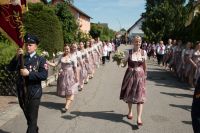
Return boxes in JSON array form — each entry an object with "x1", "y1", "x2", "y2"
[
  {"x1": 47, "y1": 38, "x2": 115, "y2": 113},
  {"x1": 45, "y1": 35, "x2": 200, "y2": 132}
]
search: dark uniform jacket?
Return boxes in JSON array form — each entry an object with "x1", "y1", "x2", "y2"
[{"x1": 8, "y1": 54, "x2": 48, "y2": 99}]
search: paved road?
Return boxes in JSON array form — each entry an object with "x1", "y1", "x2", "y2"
[{"x1": 0, "y1": 45, "x2": 194, "y2": 133}]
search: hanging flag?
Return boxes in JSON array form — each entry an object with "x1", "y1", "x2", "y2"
[
  {"x1": 0, "y1": 1, "x2": 27, "y2": 109},
  {"x1": 0, "y1": 3, "x2": 24, "y2": 47}
]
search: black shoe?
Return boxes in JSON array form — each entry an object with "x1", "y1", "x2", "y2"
[
  {"x1": 61, "y1": 108, "x2": 68, "y2": 113},
  {"x1": 36, "y1": 127, "x2": 39, "y2": 133},
  {"x1": 78, "y1": 88, "x2": 83, "y2": 91}
]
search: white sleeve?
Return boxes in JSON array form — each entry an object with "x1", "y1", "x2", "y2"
[
  {"x1": 71, "y1": 55, "x2": 77, "y2": 67},
  {"x1": 143, "y1": 50, "x2": 147, "y2": 60},
  {"x1": 78, "y1": 51, "x2": 82, "y2": 60},
  {"x1": 156, "y1": 46, "x2": 160, "y2": 53}
]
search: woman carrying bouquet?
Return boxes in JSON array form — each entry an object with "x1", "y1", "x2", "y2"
[{"x1": 120, "y1": 35, "x2": 147, "y2": 127}]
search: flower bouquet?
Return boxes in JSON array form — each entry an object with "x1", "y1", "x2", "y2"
[{"x1": 112, "y1": 50, "x2": 125, "y2": 66}]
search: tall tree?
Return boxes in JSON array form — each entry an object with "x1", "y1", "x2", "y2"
[
  {"x1": 142, "y1": 0, "x2": 189, "y2": 42},
  {"x1": 55, "y1": 2, "x2": 78, "y2": 43}
]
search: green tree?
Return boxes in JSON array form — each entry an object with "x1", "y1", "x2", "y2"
[
  {"x1": 186, "y1": 15, "x2": 200, "y2": 42},
  {"x1": 55, "y1": 2, "x2": 78, "y2": 44},
  {"x1": 142, "y1": 0, "x2": 189, "y2": 42},
  {"x1": 89, "y1": 24, "x2": 101, "y2": 39}
]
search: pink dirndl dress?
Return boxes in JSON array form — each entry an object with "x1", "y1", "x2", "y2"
[
  {"x1": 191, "y1": 52, "x2": 200, "y2": 84},
  {"x1": 120, "y1": 50, "x2": 146, "y2": 104},
  {"x1": 79, "y1": 52, "x2": 88, "y2": 86},
  {"x1": 87, "y1": 49, "x2": 95, "y2": 74},
  {"x1": 183, "y1": 49, "x2": 193, "y2": 78},
  {"x1": 57, "y1": 58, "x2": 78, "y2": 97}
]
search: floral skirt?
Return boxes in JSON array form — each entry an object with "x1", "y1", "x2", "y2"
[
  {"x1": 120, "y1": 67, "x2": 146, "y2": 104},
  {"x1": 57, "y1": 68, "x2": 78, "y2": 97}
]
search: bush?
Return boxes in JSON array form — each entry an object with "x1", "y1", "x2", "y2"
[
  {"x1": 90, "y1": 23, "x2": 115, "y2": 41},
  {"x1": 77, "y1": 31, "x2": 91, "y2": 43},
  {"x1": 0, "y1": 42, "x2": 17, "y2": 66},
  {"x1": 0, "y1": 42, "x2": 18, "y2": 95},
  {"x1": 23, "y1": 3, "x2": 64, "y2": 58}
]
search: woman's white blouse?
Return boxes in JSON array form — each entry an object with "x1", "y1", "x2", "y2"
[{"x1": 123, "y1": 50, "x2": 147, "y2": 62}]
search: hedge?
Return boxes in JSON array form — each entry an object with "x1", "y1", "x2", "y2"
[{"x1": 23, "y1": 3, "x2": 64, "y2": 57}]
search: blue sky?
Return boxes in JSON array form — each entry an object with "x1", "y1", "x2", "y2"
[{"x1": 74, "y1": 0, "x2": 146, "y2": 31}]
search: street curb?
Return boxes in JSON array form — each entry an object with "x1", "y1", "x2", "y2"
[{"x1": 0, "y1": 73, "x2": 58, "y2": 127}]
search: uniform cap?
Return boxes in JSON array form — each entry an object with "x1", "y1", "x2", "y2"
[{"x1": 24, "y1": 34, "x2": 39, "y2": 45}]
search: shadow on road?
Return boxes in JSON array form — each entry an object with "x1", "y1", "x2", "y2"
[
  {"x1": 40, "y1": 101, "x2": 64, "y2": 111},
  {"x1": 43, "y1": 91, "x2": 57, "y2": 96},
  {"x1": 147, "y1": 68, "x2": 191, "y2": 90},
  {"x1": 182, "y1": 120, "x2": 192, "y2": 125},
  {"x1": 0, "y1": 129, "x2": 11, "y2": 133},
  {"x1": 62, "y1": 110, "x2": 139, "y2": 130},
  {"x1": 160, "y1": 92, "x2": 193, "y2": 98},
  {"x1": 169, "y1": 104, "x2": 191, "y2": 112}
]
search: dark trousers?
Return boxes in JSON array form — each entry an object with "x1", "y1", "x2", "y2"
[
  {"x1": 102, "y1": 56, "x2": 106, "y2": 64},
  {"x1": 107, "y1": 51, "x2": 111, "y2": 61},
  {"x1": 192, "y1": 100, "x2": 200, "y2": 133},
  {"x1": 157, "y1": 54, "x2": 164, "y2": 65},
  {"x1": 192, "y1": 78, "x2": 200, "y2": 133},
  {"x1": 19, "y1": 97, "x2": 40, "y2": 133}
]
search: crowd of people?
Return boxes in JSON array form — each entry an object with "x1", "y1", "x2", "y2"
[
  {"x1": 47, "y1": 38, "x2": 116, "y2": 113},
  {"x1": 8, "y1": 33, "x2": 118, "y2": 133},
  {"x1": 8, "y1": 33, "x2": 200, "y2": 132},
  {"x1": 144, "y1": 39, "x2": 200, "y2": 88},
  {"x1": 141, "y1": 38, "x2": 200, "y2": 132}
]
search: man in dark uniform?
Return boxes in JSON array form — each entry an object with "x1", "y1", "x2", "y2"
[
  {"x1": 8, "y1": 34, "x2": 48, "y2": 133},
  {"x1": 192, "y1": 77, "x2": 200, "y2": 133}
]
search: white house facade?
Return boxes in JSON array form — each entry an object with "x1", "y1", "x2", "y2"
[{"x1": 127, "y1": 17, "x2": 144, "y2": 38}]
